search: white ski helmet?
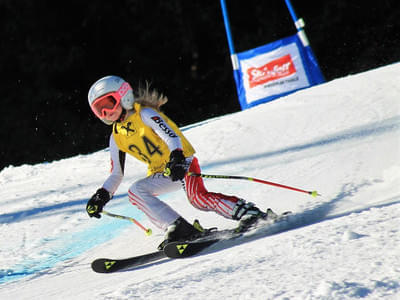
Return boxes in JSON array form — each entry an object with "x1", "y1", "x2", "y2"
[{"x1": 88, "y1": 75, "x2": 134, "y2": 124}]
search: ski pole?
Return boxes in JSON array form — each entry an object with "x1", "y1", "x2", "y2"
[
  {"x1": 188, "y1": 172, "x2": 320, "y2": 197},
  {"x1": 102, "y1": 210, "x2": 153, "y2": 236}
]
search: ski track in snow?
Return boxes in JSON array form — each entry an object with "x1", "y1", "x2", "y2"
[{"x1": 0, "y1": 63, "x2": 399, "y2": 299}]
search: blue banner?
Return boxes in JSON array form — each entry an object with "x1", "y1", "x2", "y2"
[{"x1": 234, "y1": 33, "x2": 324, "y2": 109}]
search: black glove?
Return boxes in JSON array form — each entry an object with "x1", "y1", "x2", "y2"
[
  {"x1": 86, "y1": 188, "x2": 111, "y2": 218},
  {"x1": 165, "y1": 149, "x2": 186, "y2": 181}
]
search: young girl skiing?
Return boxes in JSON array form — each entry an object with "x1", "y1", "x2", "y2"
[{"x1": 86, "y1": 75, "x2": 275, "y2": 248}]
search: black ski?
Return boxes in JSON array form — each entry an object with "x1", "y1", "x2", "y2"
[
  {"x1": 91, "y1": 250, "x2": 166, "y2": 273},
  {"x1": 163, "y1": 239, "x2": 220, "y2": 258},
  {"x1": 91, "y1": 211, "x2": 292, "y2": 271},
  {"x1": 163, "y1": 211, "x2": 292, "y2": 259}
]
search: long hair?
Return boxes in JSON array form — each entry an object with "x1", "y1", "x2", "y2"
[{"x1": 135, "y1": 81, "x2": 168, "y2": 111}]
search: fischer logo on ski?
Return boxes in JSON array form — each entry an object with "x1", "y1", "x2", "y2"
[
  {"x1": 176, "y1": 244, "x2": 189, "y2": 255},
  {"x1": 104, "y1": 260, "x2": 116, "y2": 270},
  {"x1": 164, "y1": 239, "x2": 219, "y2": 258},
  {"x1": 91, "y1": 250, "x2": 166, "y2": 273}
]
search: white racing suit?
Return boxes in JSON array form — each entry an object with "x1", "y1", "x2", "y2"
[{"x1": 101, "y1": 103, "x2": 241, "y2": 230}]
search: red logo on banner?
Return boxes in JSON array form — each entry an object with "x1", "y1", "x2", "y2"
[{"x1": 247, "y1": 54, "x2": 296, "y2": 88}]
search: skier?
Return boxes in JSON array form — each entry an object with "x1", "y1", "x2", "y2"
[{"x1": 85, "y1": 75, "x2": 276, "y2": 248}]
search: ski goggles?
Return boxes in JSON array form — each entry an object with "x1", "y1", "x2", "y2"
[
  {"x1": 90, "y1": 82, "x2": 132, "y2": 119},
  {"x1": 91, "y1": 94, "x2": 120, "y2": 119}
]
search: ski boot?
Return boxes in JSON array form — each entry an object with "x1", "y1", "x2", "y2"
[
  {"x1": 158, "y1": 217, "x2": 207, "y2": 250},
  {"x1": 233, "y1": 200, "x2": 278, "y2": 232}
]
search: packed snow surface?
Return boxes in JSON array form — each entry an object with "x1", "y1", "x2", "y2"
[{"x1": 0, "y1": 63, "x2": 399, "y2": 299}]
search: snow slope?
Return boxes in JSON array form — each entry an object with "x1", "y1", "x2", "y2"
[{"x1": 0, "y1": 63, "x2": 399, "y2": 299}]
